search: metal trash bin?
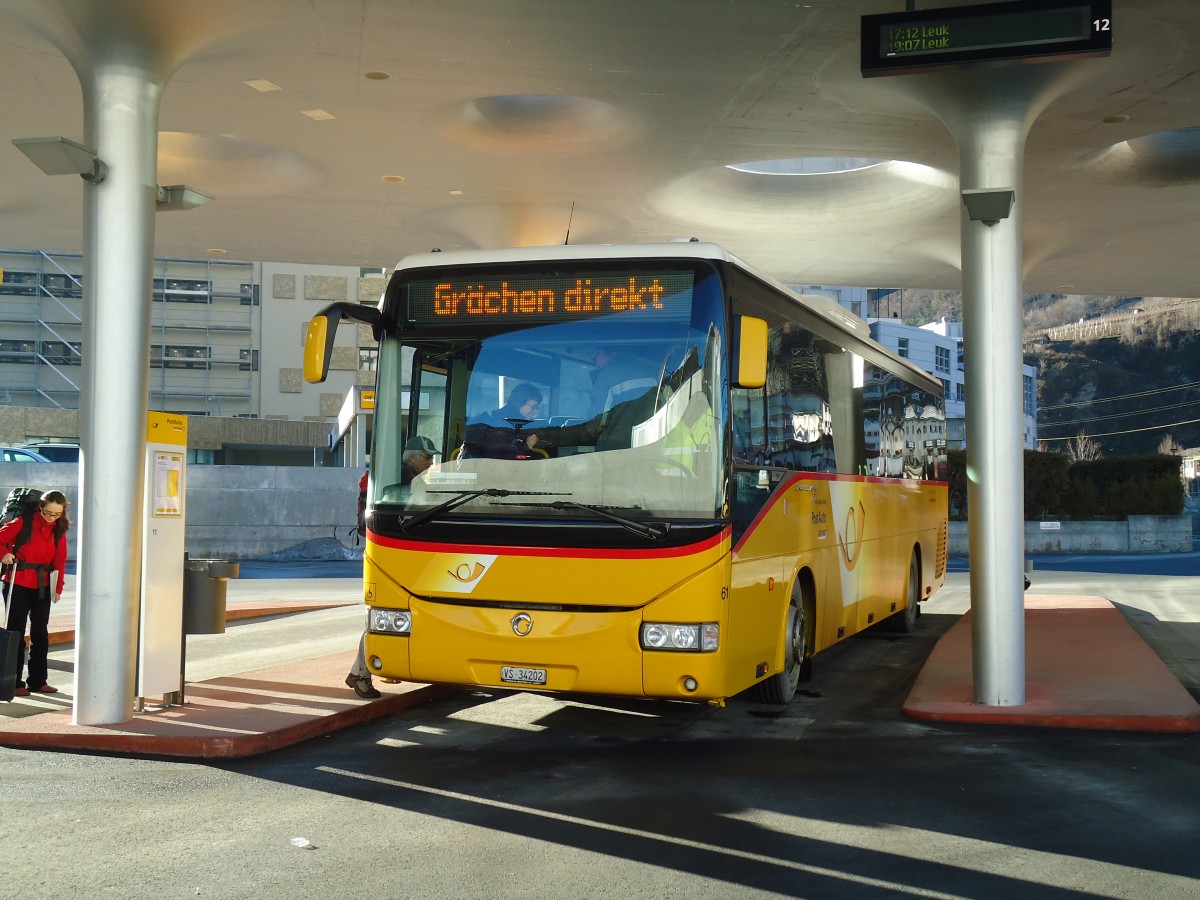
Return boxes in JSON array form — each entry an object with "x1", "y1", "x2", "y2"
[{"x1": 183, "y1": 557, "x2": 240, "y2": 634}]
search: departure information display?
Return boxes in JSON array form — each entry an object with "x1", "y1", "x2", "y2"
[
  {"x1": 861, "y1": 0, "x2": 1111, "y2": 77},
  {"x1": 405, "y1": 270, "x2": 696, "y2": 326}
]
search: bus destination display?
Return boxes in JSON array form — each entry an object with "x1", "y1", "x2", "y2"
[
  {"x1": 406, "y1": 270, "x2": 695, "y2": 326},
  {"x1": 861, "y1": 0, "x2": 1111, "y2": 77}
]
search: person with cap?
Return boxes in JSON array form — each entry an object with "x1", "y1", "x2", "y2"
[
  {"x1": 401, "y1": 434, "x2": 439, "y2": 485},
  {"x1": 345, "y1": 434, "x2": 440, "y2": 699}
]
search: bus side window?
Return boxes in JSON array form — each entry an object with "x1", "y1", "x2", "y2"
[
  {"x1": 732, "y1": 385, "x2": 765, "y2": 462},
  {"x1": 732, "y1": 466, "x2": 772, "y2": 542}
]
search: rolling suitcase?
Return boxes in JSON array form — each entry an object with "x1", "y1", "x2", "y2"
[{"x1": 1, "y1": 570, "x2": 21, "y2": 702}]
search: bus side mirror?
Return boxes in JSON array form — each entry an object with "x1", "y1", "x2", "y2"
[
  {"x1": 734, "y1": 315, "x2": 767, "y2": 388},
  {"x1": 303, "y1": 309, "x2": 339, "y2": 384},
  {"x1": 303, "y1": 302, "x2": 383, "y2": 384}
]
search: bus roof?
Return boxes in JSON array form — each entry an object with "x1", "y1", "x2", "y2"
[
  {"x1": 389, "y1": 241, "x2": 941, "y2": 396},
  {"x1": 392, "y1": 241, "x2": 740, "y2": 272}
]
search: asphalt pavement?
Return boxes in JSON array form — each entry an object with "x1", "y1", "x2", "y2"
[{"x1": 2, "y1": 550, "x2": 1199, "y2": 755}]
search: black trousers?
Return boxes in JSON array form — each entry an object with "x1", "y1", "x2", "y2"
[{"x1": 5, "y1": 583, "x2": 51, "y2": 690}]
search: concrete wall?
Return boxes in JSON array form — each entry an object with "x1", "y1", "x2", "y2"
[
  {"x1": 1, "y1": 463, "x2": 361, "y2": 561},
  {"x1": 3, "y1": 462, "x2": 1190, "y2": 560},
  {"x1": 949, "y1": 516, "x2": 1194, "y2": 555},
  {"x1": 185, "y1": 465, "x2": 361, "y2": 558}
]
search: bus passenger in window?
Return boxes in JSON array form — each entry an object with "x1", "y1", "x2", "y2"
[
  {"x1": 588, "y1": 347, "x2": 656, "y2": 416},
  {"x1": 401, "y1": 435, "x2": 439, "y2": 485}
]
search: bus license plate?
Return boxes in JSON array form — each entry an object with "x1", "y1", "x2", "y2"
[{"x1": 500, "y1": 666, "x2": 547, "y2": 686}]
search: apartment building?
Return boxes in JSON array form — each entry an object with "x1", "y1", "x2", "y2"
[
  {"x1": 793, "y1": 285, "x2": 1038, "y2": 451},
  {"x1": 0, "y1": 248, "x2": 382, "y2": 462}
]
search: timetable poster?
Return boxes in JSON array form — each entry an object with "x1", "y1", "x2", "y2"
[{"x1": 153, "y1": 450, "x2": 183, "y2": 517}]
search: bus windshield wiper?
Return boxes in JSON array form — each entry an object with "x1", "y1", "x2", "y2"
[
  {"x1": 401, "y1": 488, "x2": 565, "y2": 532},
  {"x1": 501, "y1": 500, "x2": 667, "y2": 540}
]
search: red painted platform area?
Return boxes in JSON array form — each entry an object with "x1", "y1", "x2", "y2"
[
  {"x1": 0, "y1": 652, "x2": 453, "y2": 758},
  {"x1": 904, "y1": 595, "x2": 1200, "y2": 732}
]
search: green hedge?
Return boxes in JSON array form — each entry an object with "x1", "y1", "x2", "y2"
[{"x1": 942, "y1": 451, "x2": 1183, "y2": 520}]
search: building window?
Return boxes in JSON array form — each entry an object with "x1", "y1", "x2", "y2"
[
  {"x1": 0, "y1": 271, "x2": 38, "y2": 295},
  {"x1": 41, "y1": 340, "x2": 82, "y2": 365},
  {"x1": 239, "y1": 283, "x2": 261, "y2": 306},
  {"x1": 897, "y1": 337, "x2": 909, "y2": 358},
  {"x1": 0, "y1": 339, "x2": 36, "y2": 362},
  {"x1": 1023, "y1": 374, "x2": 1035, "y2": 417},
  {"x1": 153, "y1": 277, "x2": 211, "y2": 303},
  {"x1": 151, "y1": 344, "x2": 210, "y2": 369},
  {"x1": 955, "y1": 383, "x2": 965, "y2": 402},
  {"x1": 239, "y1": 348, "x2": 259, "y2": 372},
  {"x1": 935, "y1": 345, "x2": 950, "y2": 373},
  {"x1": 359, "y1": 348, "x2": 379, "y2": 373}
]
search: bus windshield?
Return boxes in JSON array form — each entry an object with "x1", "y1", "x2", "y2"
[{"x1": 371, "y1": 262, "x2": 727, "y2": 524}]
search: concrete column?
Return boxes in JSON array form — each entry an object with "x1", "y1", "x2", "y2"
[
  {"x1": 74, "y1": 61, "x2": 164, "y2": 724},
  {"x1": 957, "y1": 119, "x2": 1027, "y2": 706},
  {"x1": 907, "y1": 64, "x2": 1096, "y2": 707},
  {"x1": 4, "y1": 0, "x2": 297, "y2": 725}
]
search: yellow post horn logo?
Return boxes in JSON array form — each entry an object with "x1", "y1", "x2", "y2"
[{"x1": 448, "y1": 561, "x2": 487, "y2": 584}]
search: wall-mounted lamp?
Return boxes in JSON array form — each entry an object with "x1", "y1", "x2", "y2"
[
  {"x1": 962, "y1": 188, "x2": 1015, "y2": 226},
  {"x1": 156, "y1": 184, "x2": 214, "y2": 212},
  {"x1": 12, "y1": 136, "x2": 108, "y2": 184}
]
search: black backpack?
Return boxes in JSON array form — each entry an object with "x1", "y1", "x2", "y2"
[{"x1": 1, "y1": 488, "x2": 44, "y2": 555}]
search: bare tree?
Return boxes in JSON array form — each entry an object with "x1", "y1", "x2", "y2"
[
  {"x1": 1158, "y1": 433, "x2": 1182, "y2": 456},
  {"x1": 1066, "y1": 430, "x2": 1102, "y2": 463}
]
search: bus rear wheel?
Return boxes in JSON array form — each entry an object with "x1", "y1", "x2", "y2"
[
  {"x1": 886, "y1": 551, "x2": 921, "y2": 633},
  {"x1": 751, "y1": 583, "x2": 810, "y2": 705}
]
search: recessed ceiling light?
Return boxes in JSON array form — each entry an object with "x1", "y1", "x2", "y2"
[
  {"x1": 301, "y1": 109, "x2": 335, "y2": 121},
  {"x1": 207, "y1": 248, "x2": 227, "y2": 255},
  {"x1": 1057, "y1": 284, "x2": 1075, "y2": 291},
  {"x1": 363, "y1": 71, "x2": 391, "y2": 81},
  {"x1": 450, "y1": 189, "x2": 463, "y2": 196},
  {"x1": 381, "y1": 175, "x2": 405, "y2": 183},
  {"x1": 1103, "y1": 114, "x2": 1130, "y2": 124},
  {"x1": 244, "y1": 79, "x2": 281, "y2": 92}
]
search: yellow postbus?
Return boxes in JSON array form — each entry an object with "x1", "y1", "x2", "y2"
[{"x1": 305, "y1": 243, "x2": 947, "y2": 705}]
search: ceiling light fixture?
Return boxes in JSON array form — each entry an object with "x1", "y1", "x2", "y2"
[
  {"x1": 244, "y1": 79, "x2": 282, "y2": 92},
  {"x1": 301, "y1": 109, "x2": 336, "y2": 121},
  {"x1": 381, "y1": 175, "x2": 405, "y2": 183},
  {"x1": 156, "y1": 185, "x2": 214, "y2": 212},
  {"x1": 961, "y1": 188, "x2": 1015, "y2": 226},
  {"x1": 363, "y1": 71, "x2": 391, "y2": 80},
  {"x1": 12, "y1": 136, "x2": 107, "y2": 184},
  {"x1": 1102, "y1": 114, "x2": 1130, "y2": 124},
  {"x1": 207, "y1": 248, "x2": 227, "y2": 255}
]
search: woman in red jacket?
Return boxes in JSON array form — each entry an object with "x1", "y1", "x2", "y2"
[{"x1": 1, "y1": 490, "x2": 69, "y2": 696}]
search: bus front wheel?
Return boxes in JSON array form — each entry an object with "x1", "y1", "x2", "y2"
[{"x1": 751, "y1": 582, "x2": 811, "y2": 705}]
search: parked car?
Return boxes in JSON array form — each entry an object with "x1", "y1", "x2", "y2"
[
  {"x1": 21, "y1": 443, "x2": 80, "y2": 462},
  {"x1": 1, "y1": 447, "x2": 51, "y2": 462}
]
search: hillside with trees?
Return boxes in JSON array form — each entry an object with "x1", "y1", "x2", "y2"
[{"x1": 878, "y1": 289, "x2": 1200, "y2": 456}]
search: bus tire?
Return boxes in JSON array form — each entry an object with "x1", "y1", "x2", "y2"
[
  {"x1": 750, "y1": 581, "x2": 811, "y2": 705},
  {"x1": 886, "y1": 551, "x2": 921, "y2": 633}
]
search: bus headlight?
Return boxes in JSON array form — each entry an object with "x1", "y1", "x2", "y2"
[
  {"x1": 369, "y1": 607, "x2": 411, "y2": 634},
  {"x1": 640, "y1": 622, "x2": 719, "y2": 652}
]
